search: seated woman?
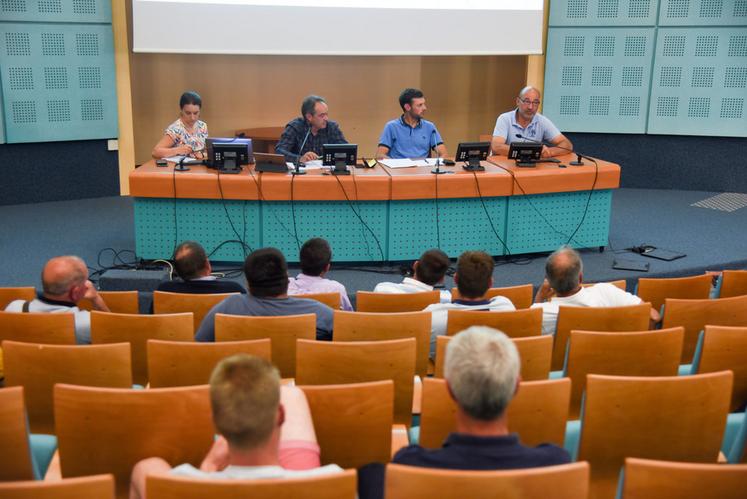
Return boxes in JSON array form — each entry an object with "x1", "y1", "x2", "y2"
[{"x1": 152, "y1": 91, "x2": 208, "y2": 160}]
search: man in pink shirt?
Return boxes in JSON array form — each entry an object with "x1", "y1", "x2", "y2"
[{"x1": 287, "y1": 238, "x2": 353, "y2": 311}]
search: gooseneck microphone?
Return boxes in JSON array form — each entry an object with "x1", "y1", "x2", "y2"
[
  {"x1": 430, "y1": 129, "x2": 448, "y2": 175},
  {"x1": 174, "y1": 154, "x2": 190, "y2": 172},
  {"x1": 293, "y1": 123, "x2": 311, "y2": 175},
  {"x1": 515, "y1": 134, "x2": 586, "y2": 166}
]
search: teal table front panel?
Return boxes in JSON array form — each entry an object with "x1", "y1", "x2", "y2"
[
  {"x1": 262, "y1": 201, "x2": 388, "y2": 263},
  {"x1": 505, "y1": 190, "x2": 613, "y2": 254},
  {"x1": 134, "y1": 198, "x2": 261, "y2": 262},
  {"x1": 388, "y1": 197, "x2": 509, "y2": 261}
]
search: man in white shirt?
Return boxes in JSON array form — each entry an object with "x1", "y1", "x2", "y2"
[
  {"x1": 129, "y1": 355, "x2": 341, "y2": 499},
  {"x1": 531, "y1": 246, "x2": 661, "y2": 335},
  {"x1": 374, "y1": 249, "x2": 451, "y2": 303},
  {"x1": 425, "y1": 251, "x2": 515, "y2": 356}
]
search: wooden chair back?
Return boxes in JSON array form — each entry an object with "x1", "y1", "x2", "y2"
[
  {"x1": 333, "y1": 310, "x2": 431, "y2": 377},
  {"x1": 418, "y1": 377, "x2": 570, "y2": 449},
  {"x1": 720, "y1": 270, "x2": 747, "y2": 298},
  {"x1": 565, "y1": 328, "x2": 684, "y2": 419},
  {"x1": 3, "y1": 341, "x2": 132, "y2": 434},
  {"x1": 696, "y1": 325, "x2": 747, "y2": 412},
  {"x1": 446, "y1": 307, "x2": 543, "y2": 337},
  {"x1": 300, "y1": 381, "x2": 393, "y2": 468},
  {"x1": 0, "y1": 474, "x2": 115, "y2": 499},
  {"x1": 90, "y1": 311, "x2": 193, "y2": 386},
  {"x1": 356, "y1": 290, "x2": 440, "y2": 312},
  {"x1": 147, "y1": 338, "x2": 271, "y2": 388},
  {"x1": 0, "y1": 386, "x2": 35, "y2": 481},
  {"x1": 146, "y1": 469, "x2": 357, "y2": 499},
  {"x1": 435, "y1": 334, "x2": 552, "y2": 381},
  {"x1": 578, "y1": 372, "x2": 733, "y2": 499},
  {"x1": 152, "y1": 291, "x2": 237, "y2": 331},
  {"x1": 54, "y1": 384, "x2": 214, "y2": 499},
  {"x1": 662, "y1": 295, "x2": 747, "y2": 363},
  {"x1": 0, "y1": 310, "x2": 75, "y2": 344},
  {"x1": 385, "y1": 462, "x2": 589, "y2": 499},
  {"x1": 78, "y1": 290, "x2": 139, "y2": 314},
  {"x1": 636, "y1": 274, "x2": 712, "y2": 313},
  {"x1": 296, "y1": 338, "x2": 415, "y2": 426},
  {"x1": 553, "y1": 303, "x2": 651, "y2": 370},
  {"x1": 621, "y1": 457, "x2": 747, "y2": 499},
  {"x1": 214, "y1": 313, "x2": 316, "y2": 378},
  {"x1": 0, "y1": 287, "x2": 35, "y2": 309},
  {"x1": 451, "y1": 284, "x2": 534, "y2": 309},
  {"x1": 297, "y1": 292, "x2": 341, "y2": 309}
]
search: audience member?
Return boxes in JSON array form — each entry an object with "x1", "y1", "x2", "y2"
[
  {"x1": 157, "y1": 241, "x2": 246, "y2": 294},
  {"x1": 195, "y1": 248, "x2": 334, "y2": 342},
  {"x1": 4, "y1": 255, "x2": 109, "y2": 344},
  {"x1": 374, "y1": 249, "x2": 451, "y2": 303},
  {"x1": 287, "y1": 238, "x2": 352, "y2": 311},
  {"x1": 424, "y1": 251, "x2": 515, "y2": 356},
  {"x1": 130, "y1": 354, "x2": 341, "y2": 499},
  {"x1": 531, "y1": 246, "x2": 660, "y2": 335}
]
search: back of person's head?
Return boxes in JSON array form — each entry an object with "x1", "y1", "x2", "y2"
[
  {"x1": 209, "y1": 354, "x2": 281, "y2": 450},
  {"x1": 444, "y1": 326, "x2": 520, "y2": 421},
  {"x1": 299, "y1": 238, "x2": 332, "y2": 277},
  {"x1": 399, "y1": 88, "x2": 424, "y2": 111},
  {"x1": 301, "y1": 95, "x2": 326, "y2": 118},
  {"x1": 244, "y1": 248, "x2": 289, "y2": 298},
  {"x1": 455, "y1": 251, "x2": 494, "y2": 299},
  {"x1": 415, "y1": 249, "x2": 450, "y2": 286},
  {"x1": 173, "y1": 241, "x2": 209, "y2": 280},
  {"x1": 179, "y1": 91, "x2": 202, "y2": 109},
  {"x1": 41, "y1": 255, "x2": 87, "y2": 297},
  {"x1": 545, "y1": 246, "x2": 583, "y2": 294}
]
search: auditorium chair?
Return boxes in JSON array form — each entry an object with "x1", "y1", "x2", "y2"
[
  {"x1": 551, "y1": 303, "x2": 652, "y2": 370},
  {"x1": 3, "y1": 341, "x2": 132, "y2": 434},
  {"x1": 417, "y1": 377, "x2": 570, "y2": 449},
  {"x1": 450, "y1": 283, "x2": 534, "y2": 309},
  {"x1": 54, "y1": 384, "x2": 214, "y2": 499},
  {"x1": 296, "y1": 292, "x2": 341, "y2": 309},
  {"x1": 719, "y1": 269, "x2": 747, "y2": 298},
  {"x1": 0, "y1": 311, "x2": 75, "y2": 345},
  {"x1": 78, "y1": 290, "x2": 139, "y2": 314},
  {"x1": 434, "y1": 334, "x2": 552, "y2": 381},
  {"x1": 0, "y1": 474, "x2": 115, "y2": 499},
  {"x1": 296, "y1": 338, "x2": 415, "y2": 427},
  {"x1": 90, "y1": 311, "x2": 193, "y2": 386},
  {"x1": 147, "y1": 338, "x2": 271, "y2": 387},
  {"x1": 635, "y1": 274, "x2": 712, "y2": 313},
  {"x1": 445, "y1": 307, "x2": 543, "y2": 337},
  {"x1": 333, "y1": 310, "x2": 431, "y2": 378},
  {"x1": 146, "y1": 469, "x2": 357, "y2": 499},
  {"x1": 215, "y1": 313, "x2": 315, "y2": 378},
  {"x1": 0, "y1": 387, "x2": 36, "y2": 481},
  {"x1": 661, "y1": 294, "x2": 747, "y2": 363},
  {"x1": 0, "y1": 286, "x2": 35, "y2": 309},
  {"x1": 152, "y1": 291, "x2": 238, "y2": 331},
  {"x1": 299, "y1": 381, "x2": 395, "y2": 468},
  {"x1": 691, "y1": 325, "x2": 747, "y2": 412},
  {"x1": 384, "y1": 462, "x2": 589, "y2": 499},
  {"x1": 563, "y1": 328, "x2": 684, "y2": 419},
  {"x1": 621, "y1": 457, "x2": 747, "y2": 499},
  {"x1": 577, "y1": 371, "x2": 732, "y2": 499},
  {"x1": 355, "y1": 290, "x2": 440, "y2": 312}
]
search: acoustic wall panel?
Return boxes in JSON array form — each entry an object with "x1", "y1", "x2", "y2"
[
  {"x1": 659, "y1": 0, "x2": 747, "y2": 26},
  {"x1": 544, "y1": 28, "x2": 656, "y2": 133},
  {"x1": 0, "y1": 23, "x2": 118, "y2": 142},
  {"x1": 648, "y1": 28, "x2": 747, "y2": 136},
  {"x1": 0, "y1": 0, "x2": 111, "y2": 23},
  {"x1": 550, "y1": 0, "x2": 658, "y2": 26}
]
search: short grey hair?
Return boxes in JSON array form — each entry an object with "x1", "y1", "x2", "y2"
[
  {"x1": 518, "y1": 86, "x2": 541, "y2": 99},
  {"x1": 545, "y1": 245, "x2": 583, "y2": 294},
  {"x1": 301, "y1": 95, "x2": 326, "y2": 118},
  {"x1": 42, "y1": 255, "x2": 87, "y2": 296},
  {"x1": 444, "y1": 326, "x2": 520, "y2": 421}
]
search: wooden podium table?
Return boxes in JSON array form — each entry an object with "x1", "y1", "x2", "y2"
[{"x1": 130, "y1": 154, "x2": 620, "y2": 262}]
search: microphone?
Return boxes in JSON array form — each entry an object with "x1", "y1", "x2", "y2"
[
  {"x1": 174, "y1": 154, "x2": 190, "y2": 172},
  {"x1": 515, "y1": 134, "x2": 586, "y2": 166},
  {"x1": 430, "y1": 129, "x2": 448, "y2": 175},
  {"x1": 293, "y1": 123, "x2": 311, "y2": 175}
]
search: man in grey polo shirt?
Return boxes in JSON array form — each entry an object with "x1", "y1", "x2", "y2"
[{"x1": 491, "y1": 86, "x2": 573, "y2": 158}]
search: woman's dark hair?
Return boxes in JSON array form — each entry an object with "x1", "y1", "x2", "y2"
[{"x1": 180, "y1": 91, "x2": 202, "y2": 109}]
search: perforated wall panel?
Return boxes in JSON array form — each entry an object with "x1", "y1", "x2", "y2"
[
  {"x1": 0, "y1": 96, "x2": 5, "y2": 143},
  {"x1": 0, "y1": 0, "x2": 111, "y2": 22},
  {"x1": 0, "y1": 22, "x2": 117, "y2": 142},
  {"x1": 550, "y1": 0, "x2": 658, "y2": 26},
  {"x1": 659, "y1": 0, "x2": 747, "y2": 26},
  {"x1": 544, "y1": 28, "x2": 655, "y2": 133},
  {"x1": 648, "y1": 27, "x2": 747, "y2": 135}
]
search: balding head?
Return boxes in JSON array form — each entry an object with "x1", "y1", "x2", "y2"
[
  {"x1": 518, "y1": 86, "x2": 541, "y2": 100},
  {"x1": 545, "y1": 246, "x2": 583, "y2": 295},
  {"x1": 42, "y1": 256, "x2": 88, "y2": 298}
]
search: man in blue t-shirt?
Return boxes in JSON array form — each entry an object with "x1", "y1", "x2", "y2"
[
  {"x1": 376, "y1": 88, "x2": 448, "y2": 160},
  {"x1": 491, "y1": 86, "x2": 573, "y2": 158}
]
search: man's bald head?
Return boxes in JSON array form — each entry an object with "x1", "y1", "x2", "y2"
[
  {"x1": 545, "y1": 246, "x2": 583, "y2": 295},
  {"x1": 42, "y1": 256, "x2": 88, "y2": 298}
]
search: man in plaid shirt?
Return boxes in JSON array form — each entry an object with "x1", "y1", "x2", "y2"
[{"x1": 276, "y1": 95, "x2": 348, "y2": 164}]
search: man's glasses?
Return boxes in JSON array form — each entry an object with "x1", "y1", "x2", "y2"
[{"x1": 519, "y1": 98, "x2": 541, "y2": 106}]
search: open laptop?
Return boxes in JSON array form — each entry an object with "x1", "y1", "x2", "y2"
[{"x1": 254, "y1": 152, "x2": 288, "y2": 173}]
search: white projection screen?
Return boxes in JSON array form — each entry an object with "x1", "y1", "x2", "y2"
[{"x1": 133, "y1": 0, "x2": 544, "y2": 55}]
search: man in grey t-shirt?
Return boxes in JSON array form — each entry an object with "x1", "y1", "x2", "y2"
[{"x1": 195, "y1": 248, "x2": 334, "y2": 342}]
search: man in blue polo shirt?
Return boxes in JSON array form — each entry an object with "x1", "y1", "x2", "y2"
[
  {"x1": 376, "y1": 88, "x2": 448, "y2": 160},
  {"x1": 491, "y1": 86, "x2": 573, "y2": 158}
]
